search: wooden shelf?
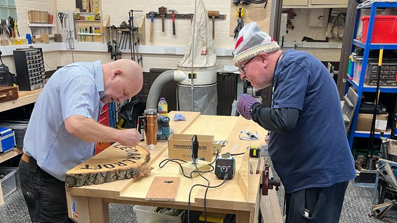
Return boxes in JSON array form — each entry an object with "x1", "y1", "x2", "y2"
[
  {"x1": 0, "y1": 89, "x2": 42, "y2": 113},
  {"x1": 77, "y1": 33, "x2": 102, "y2": 36},
  {"x1": 75, "y1": 20, "x2": 101, "y2": 22},
  {"x1": 0, "y1": 148, "x2": 22, "y2": 164}
]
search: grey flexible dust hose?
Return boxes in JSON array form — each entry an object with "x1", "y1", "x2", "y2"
[{"x1": 146, "y1": 70, "x2": 187, "y2": 110}]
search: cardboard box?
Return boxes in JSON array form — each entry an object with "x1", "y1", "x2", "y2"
[
  {"x1": 356, "y1": 113, "x2": 388, "y2": 132},
  {"x1": 168, "y1": 134, "x2": 214, "y2": 162}
]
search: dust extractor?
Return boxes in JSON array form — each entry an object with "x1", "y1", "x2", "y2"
[{"x1": 146, "y1": 0, "x2": 217, "y2": 115}]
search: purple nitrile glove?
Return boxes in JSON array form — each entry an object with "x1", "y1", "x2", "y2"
[{"x1": 237, "y1": 94, "x2": 258, "y2": 120}]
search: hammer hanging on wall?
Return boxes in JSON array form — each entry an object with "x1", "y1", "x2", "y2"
[
  {"x1": 169, "y1": 9, "x2": 177, "y2": 35},
  {"x1": 159, "y1": 6, "x2": 167, "y2": 32},
  {"x1": 208, "y1": 11, "x2": 219, "y2": 39}
]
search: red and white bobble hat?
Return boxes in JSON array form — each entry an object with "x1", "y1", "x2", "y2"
[{"x1": 233, "y1": 22, "x2": 280, "y2": 66}]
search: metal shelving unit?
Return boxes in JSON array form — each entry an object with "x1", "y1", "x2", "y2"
[{"x1": 346, "y1": 2, "x2": 397, "y2": 148}]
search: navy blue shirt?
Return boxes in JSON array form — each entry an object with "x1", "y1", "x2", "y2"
[{"x1": 268, "y1": 50, "x2": 356, "y2": 194}]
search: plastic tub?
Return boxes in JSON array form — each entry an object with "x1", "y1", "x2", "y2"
[
  {"x1": 0, "y1": 167, "x2": 18, "y2": 198},
  {"x1": 361, "y1": 16, "x2": 397, "y2": 43},
  {"x1": 133, "y1": 205, "x2": 183, "y2": 223}
]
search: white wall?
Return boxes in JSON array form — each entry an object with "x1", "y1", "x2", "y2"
[{"x1": 0, "y1": 0, "x2": 343, "y2": 75}]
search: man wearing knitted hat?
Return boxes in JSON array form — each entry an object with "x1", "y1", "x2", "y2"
[{"x1": 234, "y1": 22, "x2": 355, "y2": 223}]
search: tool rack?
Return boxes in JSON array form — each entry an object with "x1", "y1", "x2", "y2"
[
  {"x1": 145, "y1": 12, "x2": 226, "y2": 20},
  {"x1": 345, "y1": 2, "x2": 397, "y2": 149}
]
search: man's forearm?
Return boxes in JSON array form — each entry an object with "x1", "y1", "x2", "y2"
[
  {"x1": 65, "y1": 116, "x2": 120, "y2": 143},
  {"x1": 251, "y1": 104, "x2": 299, "y2": 133}
]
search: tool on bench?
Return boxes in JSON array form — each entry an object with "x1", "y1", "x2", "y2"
[
  {"x1": 149, "y1": 11, "x2": 155, "y2": 42},
  {"x1": 208, "y1": 11, "x2": 219, "y2": 39},
  {"x1": 157, "y1": 115, "x2": 170, "y2": 140},
  {"x1": 159, "y1": 6, "x2": 167, "y2": 32},
  {"x1": 191, "y1": 135, "x2": 199, "y2": 165},
  {"x1": 239, "y1": 130, "x2": 259, "y2": 140},
  {"x1": 215, "y1": 153, "x2": 236, "y2": 180},
  {"x1": 169, "y1": 9, "x2": 177, "y2": 35},
  {"x1": 249, "y1": 145, "x2": 260, "y2": 158}
]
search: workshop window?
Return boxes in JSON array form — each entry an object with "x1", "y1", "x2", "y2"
[{"x1": 0, "y1": 0, "x2": 17, "y2": 20}]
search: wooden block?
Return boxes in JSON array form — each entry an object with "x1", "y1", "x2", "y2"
[
  {"x1": 237, "y1": 149, "x2": 249, "y2": 201},
  {"x1": 0, "y1": 86, "x2": 19, "y2": 103},
  {"x1": 145, "y1": 177, "x2": 180, "y2": 201},
  {"x1": 137, "y1": 15, "x2": 146, "y2": 45},
  {"x1": 180, "y1": 160, "x2": 211, "y2": 178},
  {"x1": 65, "y1": 143, "x2": 151, "y2": 187}
]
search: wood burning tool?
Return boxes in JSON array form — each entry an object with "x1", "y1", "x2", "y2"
[
  {"x1": 215, "y1": 152, "x2": 236, "y2": 180},
  {"x1": 159, "y1": 6, "x2": 167, "y2": 32},
  {"x1": 169, "y1": 9, "x2": 177, "y2": 35},
  {"x1": 157, "y1": 115, "x2": 170, "y2": 140},
  {"x1": 207, "y1": 10, "x2": 219, "y2": 39},
  {"x1": 191, "y1": 135, "x2": 199, "y2": 165}
]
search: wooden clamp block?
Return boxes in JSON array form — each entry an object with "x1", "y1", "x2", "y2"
[
  {"x1": 32, "y1": 34, "x2": 49, "y2": 44},
  {"x1": 180, "y1": 160, "x2": 211, "y2": 178},
  {"x1": 237, "y1": 149, "x2": 249, "y2": 201}
]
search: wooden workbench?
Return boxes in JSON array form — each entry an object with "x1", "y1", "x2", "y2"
[{"x1": 66, "y1": 111, "x2": 282, "y2": 223}]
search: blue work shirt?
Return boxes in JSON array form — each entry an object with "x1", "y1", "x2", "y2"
[
  {"x1": 24, "y1": 61, "x2": 105, "y2": 181},
  {"x1": 269, "y1": 50, "x2": 356, "y2": 194}
]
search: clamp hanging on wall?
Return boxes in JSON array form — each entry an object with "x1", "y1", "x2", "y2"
[{"x1": 234, "y1": 7, "x2": 245, "y2": 39}]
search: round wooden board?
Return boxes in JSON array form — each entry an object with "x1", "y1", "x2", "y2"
[{"x1": 65, "y1": 144, "x2": 151, "y2": 187}]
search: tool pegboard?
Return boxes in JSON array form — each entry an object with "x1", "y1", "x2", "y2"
[
  {"x1": 230, "y1": 0, "x2": 272, "y2": 36},
  {"x1": 145, "y1": 12, "x2": 226, "y2": 20}
]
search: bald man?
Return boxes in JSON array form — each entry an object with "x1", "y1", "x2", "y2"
[{"x1": 19, "y1": 59, "x2": 143, "y2": 223}]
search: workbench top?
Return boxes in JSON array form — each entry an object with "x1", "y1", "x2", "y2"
[{"x1": 66, "y1": 111, "x2": 281, "y2": 223}]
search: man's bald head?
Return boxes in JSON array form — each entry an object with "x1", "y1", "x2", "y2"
[{"x1": 101, "y1": 59, "x2": 143, "y2": 104}]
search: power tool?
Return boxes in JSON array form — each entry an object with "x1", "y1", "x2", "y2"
[
  {"x1": 215, "y1": 153, "x2": 235, "y2": 180},
  {"x1": 157, "y1": 115, "x2": 170, "y2": 140}
]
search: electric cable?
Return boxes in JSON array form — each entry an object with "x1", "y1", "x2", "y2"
[
  {"x1": 187, "y1": 174, "x2": 228, "y2": 223},
  {"x1": 158, "y1": 158, "x2": 214, "y2": 179}
]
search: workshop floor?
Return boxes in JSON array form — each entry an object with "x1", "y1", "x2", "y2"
[{"x1": 0, "y1": 176, "x2": 396, "y2": 222}]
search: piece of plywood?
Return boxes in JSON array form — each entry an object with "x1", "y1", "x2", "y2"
[
  {"x1": 145, "y1": 177, "x2": 180, "y2": 201},
  {"x1": 229, "y1": 1, "x2": 272, "y2": 36},
  {"x1": 65, "y1": 144, "x2": 151, "y2": 187}
]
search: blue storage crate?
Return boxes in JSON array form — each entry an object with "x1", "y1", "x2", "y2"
[{"x1": 0, "y1": 127, "x2": 15, "y2": 153}]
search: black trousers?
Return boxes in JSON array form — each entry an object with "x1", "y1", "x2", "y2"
[
  {"x1": 18, "y1": 156, "x2": 73, "y2": 223},
  {"x1": 285, "y1": 181, "x2": 349, "y2": 223}
]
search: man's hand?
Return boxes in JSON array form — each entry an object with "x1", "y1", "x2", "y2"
[
  {"x1": 117, "y1": 129, "x2": 141, "y2": 146},
  {"x1": 237, "y1": 94, "x2": 259, "y2": 120}
]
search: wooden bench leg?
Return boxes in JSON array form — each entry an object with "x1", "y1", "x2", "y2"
[
  {"x1": 88, "y1": 197, "x2": 109, "y2": 223},
  {"x1": 236, "y1": 210, "x2": 252, "y2": 223}
]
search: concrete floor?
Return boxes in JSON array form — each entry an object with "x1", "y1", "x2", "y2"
[{"x1": 1, "y1": 181, "x2": 397, "y2": 223}]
